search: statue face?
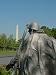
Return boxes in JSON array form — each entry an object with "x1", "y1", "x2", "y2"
[{"x1": 28, "y1": 28, "x2": 32, "y2": 34}]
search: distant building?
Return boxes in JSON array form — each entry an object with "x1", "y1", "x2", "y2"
[{"x1": 16, "y1": 24, "x2": 19, "y2": 42}]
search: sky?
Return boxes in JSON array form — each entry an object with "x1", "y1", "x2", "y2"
[{"x1": 0, "y1": 0, "x2": 56, "y2": 37}]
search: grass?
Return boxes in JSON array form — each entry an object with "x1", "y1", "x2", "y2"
[
  {"x1": 0, "y1": 65, "x2": 11, "y2": 75},
  {"x1": 0, "y1": 50, "x2": 19, "y2": 75},
  {"x1": 0, "y1": 50, "x2": 16, "y2": 55},
  {"x1": 0, "y1": 65, "x2": 19, "y2": 75}
]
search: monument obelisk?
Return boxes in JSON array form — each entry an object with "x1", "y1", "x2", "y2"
[{"x1": 16, "y1": 24, "x2": 19, "y2": 42}]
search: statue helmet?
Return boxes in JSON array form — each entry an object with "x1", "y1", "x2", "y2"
[{"x1": 29, "y1": 22, "x2": 40, "y2": 31}]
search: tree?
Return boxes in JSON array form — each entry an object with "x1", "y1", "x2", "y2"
[
  {"x1": 0, "y1": 34, "x2": 7, "y2": 50},
  {"x1": 41, "y1": 26, "x2": 56, "y2": 39},
  {"x1": 51, "y1": 28, "x2": 56, "y2": 39}
]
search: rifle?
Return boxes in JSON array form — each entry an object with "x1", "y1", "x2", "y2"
[{"x1": 18, "y1": 24, "x2": 28, "y2": 67}]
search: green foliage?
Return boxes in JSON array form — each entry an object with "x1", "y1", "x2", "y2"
[
  {"x1": 51, "y1": 28, "x2": 56, "y2": 39},
  {"x1": 0, "y1": 34, "x2": 20, "y2": 51},
  {"x1": 0, "y1": 65, "x2": 11, "y2": 75},
  {"x1": 41, "y1": 26, "x2": 56, "y2": 39},
  {"x1": 0, "y1": 50, "x2": 16, "y2": 55},
  {"x1": 0, "y1": 34, "x2": 7, "y2": 48},
  {"x1": 0, "y1": 65, "x2": 19, "y2": 75}
]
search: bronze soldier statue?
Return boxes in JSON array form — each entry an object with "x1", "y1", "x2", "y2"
[
  {"x1": 6, "y1": 22, "x2": 56, "y2": 75},
  {"x1": 23, "y1": 22, "x2": 56, "y2": 75}
]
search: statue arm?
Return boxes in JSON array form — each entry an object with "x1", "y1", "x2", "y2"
[
  {"x1": 43, "y1": 50, "x2": 56, "y2": 60},
  {"x1": 41, "y1": 38, "x2": 56, "y2": 60},
  {"x1": 44, "y1": 37, "x2": 56, "y2": 60}
]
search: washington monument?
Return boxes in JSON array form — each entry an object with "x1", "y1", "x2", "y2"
[{"x1": 16, "y1": 24, "x2": 19, "y2": 42}]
